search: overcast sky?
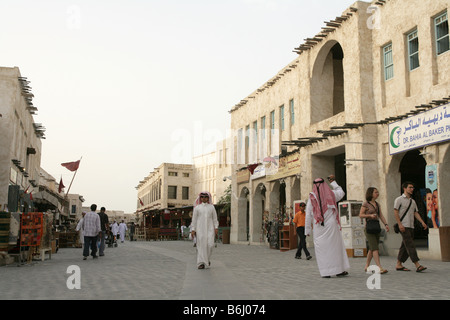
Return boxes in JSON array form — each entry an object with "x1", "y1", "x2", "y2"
[{"x1": 1, "y1": 0, "x2": 357, "y2": 213}]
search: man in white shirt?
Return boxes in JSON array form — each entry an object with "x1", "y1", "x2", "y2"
[
  {"x1": 394, "y1": 182, "x2": 428, "y2": 272},
  {"x1": 118, "y1": 220, "x2": 127, "y2": 243},
  {"x1": 82, "y1": 204, "x2": 101, "y2": 260}
]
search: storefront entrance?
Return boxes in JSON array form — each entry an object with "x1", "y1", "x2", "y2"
[{"x1": 399, "y1": 150, "x2": 428, "y2": 247}]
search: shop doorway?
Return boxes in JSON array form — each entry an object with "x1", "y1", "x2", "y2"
[
  {"x1": 335, "y1": 153, "x2": 347, "y2": 200},
  {"x1": 237, "y1": 187, "x2": 250, "y2": 242},
  {"x1": 399, "y1": 149, "x2": 428, "y2": 247},
  {"x1": 311, "y1": 146, "x2": 346, "y2": 200},
  {"x1": 252, "y1": 183, "x2": 266, "y2": 243}
]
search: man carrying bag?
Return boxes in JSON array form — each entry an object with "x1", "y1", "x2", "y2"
[{"x1": 393, "y1": 182, "x2": 428, "y2": 272}]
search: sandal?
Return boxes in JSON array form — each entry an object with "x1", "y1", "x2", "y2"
[
  {"x1": 396, "y1": 267, "x2": 410, "y2": 271},
  {"x1": 198, "y1": 264, "x2": 205, "y2": 269},
  {"x1": 380, "y1": 268, "x2": 388, "y2": 274},
  {"x1": 336, "y1": 271, "x2": 348, "y2": 277},
  {"x1": 416, "y1": 265, "x2": 427, "y2": 272}
]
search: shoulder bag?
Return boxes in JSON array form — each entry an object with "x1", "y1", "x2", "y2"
[
  {"x1": 366, "y1": 202, "x2": 381, "y2": 234},
  {"x1": 394, "y1": 199, "x2": 412, "y2": 234}
]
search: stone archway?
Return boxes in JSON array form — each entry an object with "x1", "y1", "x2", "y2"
[
  {"x1": 251, "y1": 183, "x2": 266, "y2": 243},
  {"x1": 237, "y1": 186, "x2": 250, "y2": 241},
  {"x1": 310, "y1": 41, "x2": 345, "y2": 123}
]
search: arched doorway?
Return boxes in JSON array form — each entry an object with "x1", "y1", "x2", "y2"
[
  {"x1": 252, "y1": 183, "x2": 266, "y2": 243},
  {"x1": 311, "y1": 41, "x2": 345, "y2": 123},
  {"x1": 237, "y1": 186, "x2": 250, "y2": 241},
  {"x1": 269, "y1": 180, "x2": 286, "y2": 221}
]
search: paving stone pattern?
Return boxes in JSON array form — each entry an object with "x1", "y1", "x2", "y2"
[{"x1": 0, "y1": 240, "x2": 449, "y2": 300}]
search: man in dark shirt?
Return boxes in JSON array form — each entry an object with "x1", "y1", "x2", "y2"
[{"x1": 97, "y1": 207, "x2": 109, "y2": 256}]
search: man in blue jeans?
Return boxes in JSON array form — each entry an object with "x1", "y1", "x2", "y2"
[{"x1": 83, "y1": 204, "x2": 101, "y2": 260}]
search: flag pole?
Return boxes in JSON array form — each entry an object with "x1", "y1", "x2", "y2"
[{"x1": 64, "y1": 156, "x2": 82, "y2": 198}]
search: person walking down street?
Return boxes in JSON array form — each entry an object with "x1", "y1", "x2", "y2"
[
  {"x1": 360, "y1": 187, "x2": 389, "y2": 274},
  {"x1": 76, "y1": 211, "x2": 86, "y2": 246},
  {"x1": 189, "y1": 222, "x2": 197, "y2": 247},
  {"x1": 293, "y1": 201, "x2": 312, "y2": 260},
  {"x1": 82, "y1": 204, "x2": 101, "y2": 260},
  {"x1": 97, "y1": 207, "x2": 109, "y2": 256},
  {"x1": 394, "y1": 182, "x2": 428, "y2": 273},
  {"x1": 191, "y1": 191, "x2": 218, "y2": 269},
  {"x1": 111, "y1": 220, "x2": 119, "y2": 243},
  {"x1": 305, "y1": 175, "x2": 349, "y2": 278},
  {"x1": 129, "y1": 222, "x2": 135, "y2": 241},
  {"x1": 119, "y1": 220, "x2": 127, "y2": 243}
]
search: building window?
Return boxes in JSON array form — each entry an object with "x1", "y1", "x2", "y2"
[
  {"x1": 408, "y1": 30, "x2": 420, "y2": 70},
  {"x1": 245, "y1": 125, "x2": 250, "y2": 163},
  {"x1": 71, "y1": 205, "x2": 77, "y2": 214},
  {"x1": 290, "y1": 99, "x2": 295, "y2": 125},
  {"x1": 436, "y1": 12, "x2": 449, "y2": 55},
  {"x1": 280, "y1": 105, "x2": 285, "y2": 131},
  {"x1": 168, "y1": 186, "x2": 177, "y2": 199},
  {"x1": 270, "y1": 111, "x2": 275, "y2": 131},
  {"x1": 183, "y1": 173, "x2": 189, "y2": 177},
  {"x1": 238, "y1": 128, "x2": 243, "y2": 163},
  {"x1": 168, "y1": 171, "x2": 178, "y2": 176},
  {"x1": 261, "y1": 116, "x2": 266, "y2": 140},
  {"x1": 182, "y1": 187, "x2": 189, "y2": 200},
  {"x1": 383, "y1": 43, "x2": 394, "y2": 80}
]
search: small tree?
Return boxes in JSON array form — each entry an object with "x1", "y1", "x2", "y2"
[{"x1": 218, "y1": 184, "x2": 231, "y2": 213}]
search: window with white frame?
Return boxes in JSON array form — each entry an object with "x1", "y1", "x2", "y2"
[
  {"x1": 408, "y1": 30, "x2": 420, "y2": 70},
  {"x1": 435, "y1": 12, "x2": 449, "y2": 55},
  {"x1": 383, "y1": 43, "x2": 394, "y2": 80}
]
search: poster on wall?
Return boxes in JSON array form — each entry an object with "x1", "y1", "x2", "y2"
[{"x1": 425, "y1": 165, "x2": 440, "y2": 228}]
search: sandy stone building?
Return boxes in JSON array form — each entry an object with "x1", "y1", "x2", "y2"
[
  {"x1": 229, "y1": 0, "x2": 449, "y2": 259},
  {"x1": 193, "y1": 139, "x2": 232, "y2": 203},
  {"x1": 0, "y1": 67, "x2": 45, "y2": 212},
  {"x1": 136, "y1": 163, "x2": 194, "y2": 213}
]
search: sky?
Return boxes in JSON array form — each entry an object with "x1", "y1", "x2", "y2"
[{"x1": 1, "y1": 0, "x2": 358, "y2": 213}]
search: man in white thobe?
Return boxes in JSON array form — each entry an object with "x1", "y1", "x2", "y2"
[
  {"x1": 111, "y1": 221, "x2": 119, "y2": 241},
  {"x1": 305, "y1": 175, "x2": 350, "y2": 278},
  {"x1": 191, "y1": 191, "x2": 218, "y2": 269},
  {"x1": 118, "y1": 220, "x2": 127, "y2": 243}
]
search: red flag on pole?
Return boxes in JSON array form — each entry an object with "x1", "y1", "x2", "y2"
[
  {"x1": 139, "y1": 198, "x2": 144, "y2": 206},
  {"x1": 58, "y1": 177, "x2": 65, "y2": 193},
  {"x1": 61, "y1": 160, "x2": 80, "y2": 172}
]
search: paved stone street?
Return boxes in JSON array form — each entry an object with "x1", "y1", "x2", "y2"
[{"x1": 1, "y1": 240, "x2": 449, "y2": 301}]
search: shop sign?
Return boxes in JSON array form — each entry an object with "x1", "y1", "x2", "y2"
[
  {"x1": 236, "y1": 169, "x2": 250, "y2": 184},
  {"x1": 266, "y1": 152, "x2": 301, "y2": 181},
  {"x1": 388, "y1": 103, "x2": 450, "y2": 155},
  {"x1": 250, "y1": 164, "x2": 266, "y2": 180}
]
